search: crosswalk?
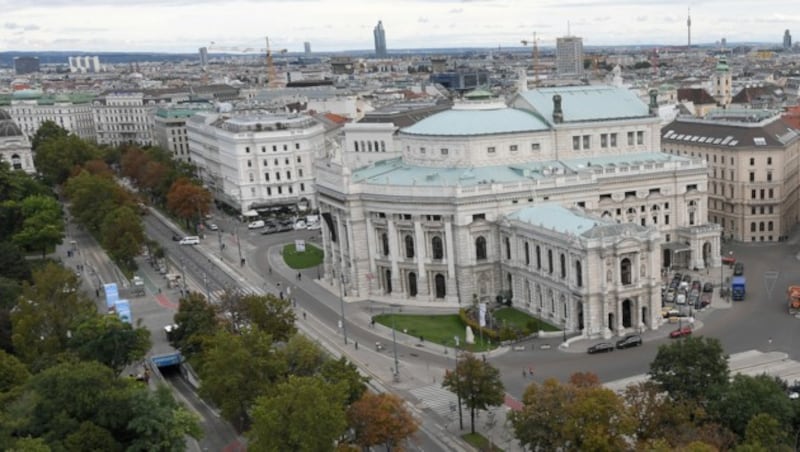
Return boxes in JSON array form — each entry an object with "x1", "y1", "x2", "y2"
[{"x1": 410, "y1": 384, "x2": 460, "y2": 418}]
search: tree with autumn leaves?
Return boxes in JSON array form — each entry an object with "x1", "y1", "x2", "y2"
[
  {"x1": 166, "y1": 177, "x2": 212, "y2": 230},
  {"x1": 347, "y1": 392, "x2": 419, "y2": 451}
]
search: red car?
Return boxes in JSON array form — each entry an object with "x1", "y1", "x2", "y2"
[
  {"x1": 721, "y1": 256, "x2": 736, "y2": 266},
  {"x1": 670, "y1": 326, "x2": 692, "y2": 338}
]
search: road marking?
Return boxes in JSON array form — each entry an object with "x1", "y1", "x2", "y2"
[{"x1": 155, "y1": 294, "x2": 179, "y2": 310}]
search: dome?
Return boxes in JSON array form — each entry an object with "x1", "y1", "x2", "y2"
[{"x1": 0, "y1": 109, "x2": 23, "y2": 138}]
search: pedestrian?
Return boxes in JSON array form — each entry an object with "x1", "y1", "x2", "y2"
[
  {"x1": 482, "y1": 354, "x2": 487, "y2": 362},
  {"x1": 268, "y1": 266, "x2": 272, "y2": 274},
  {"x1": 297, "y1": 272, "x2": 302, "y2": 281},
  {"x1": 158, "y1": 287, "x2": 162, "y2": 294},
  {"x1": 302, "y1": 311, "x2": 307, "y2": 320},
  {"x1": 279, "y1": 291, "x2": 284, "y2": 300},
  {"x1": 529, "y1": 366, "x2": 534, "y2": 377},
  {"x1": 355, "y1": 341, "x2": 359, "y2": 350},
  {"x1": 240, "y1": 258, "x2": 245, "y2": 267},
  {"x1": 522, "y1": 369, "x2": 527, "y2": 378}
]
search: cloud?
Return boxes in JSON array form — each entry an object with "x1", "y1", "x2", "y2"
[
  {"x1": 418, "y1": 16, "x2": 429, "y2": 23},
  {"x1": 449, "y1": 8, "x2": 463, "y2": 13},
  {"x1": 636, "y1": 16, "x2": 648, "y2": 22},
  {"x1": 4, "y1": 22, "x2": 39, "y2": 31}
]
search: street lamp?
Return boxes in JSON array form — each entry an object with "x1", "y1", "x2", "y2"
[
  {"x1": 338, "y1": 270, "x2": 348, "y2": 345},
  {"x1": 562, "y1": 318, "x2": 567, "y2": 343},
  {"x1": 452, "y1": 336, "x2": 463, "y2": 430},
  {"x1": 390, "y1": 304, "x2": 400, "y2": 382}
]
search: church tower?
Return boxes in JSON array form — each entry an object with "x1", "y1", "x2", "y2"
[{"x1": 712, "y1": 56, "x2": 732, "y2": 107}]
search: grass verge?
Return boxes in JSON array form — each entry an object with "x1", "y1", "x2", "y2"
[
  {"x1": 282, "y1": 243, "x2": 324, "y2": 269},
  {"x1": 493, "y1": 307, "x2": 560, "y2": 332},
  {"x1": 372, "y1": 313, "x2": 494, "y2": 352}
]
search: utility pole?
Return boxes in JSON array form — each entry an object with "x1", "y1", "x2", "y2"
[
  {"x1": 338, "y1": 271, "x2": 348, "y2": 345},
  {"x1": 391, "y1": 306, "x2": 400, "y2": 382}
]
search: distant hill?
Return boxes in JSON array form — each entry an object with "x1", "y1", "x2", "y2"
[{"x1": 0, "y1": 51, "x2": 197, "y2": 68}]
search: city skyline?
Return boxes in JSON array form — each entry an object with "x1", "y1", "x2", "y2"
[{"x1": 1, "y1": 0, "x2": 798, "y2": 53}]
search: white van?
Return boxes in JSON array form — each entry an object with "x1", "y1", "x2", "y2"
[
  {"x1": 675, "y1": 293, "x2": 686, "y2": 305},
  {"x1": 179, "y1": 236, "x2": 200, "y2": 245},
  {"x1": 248, "y1": 220, "x2": 265, "y2": 229}
]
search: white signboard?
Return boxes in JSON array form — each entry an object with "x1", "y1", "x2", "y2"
[
  {"x1": 479, "y1": 302, "x2": 487, "y2": 327},
  {"x1": 295, "y1": 239, "x2": 306, "y2": 252}
]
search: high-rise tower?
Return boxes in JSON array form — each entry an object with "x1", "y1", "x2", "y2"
[
  {"x1": 687, "y1": 7, "x2": 692, "y2": 48},
  {"x1": 556, "y1": 36, "x2": 584, "y2": 77},
  {"x1": 784, "y1": 30, "x2": 792, "y2": 49},
  {"x1": 373, "y1": 20, "x2": 387, "y2": 58}
]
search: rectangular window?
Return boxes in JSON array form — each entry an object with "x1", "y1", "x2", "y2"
[
  {"x1": 265, "y1": 173, "x2": 270, "y2": 181},
  {"x1": 573, "y1": 136, "x2": 580, "y2": 150},
  {"x1": 297, "y1": 156, "x2": 302, "y2": 163},
  {"x1": 749, "y1": 172, "x2": 755, "y2": 182},
  {"x1": 769, "y1": 188, "x2": 774, "y2": 198},
  {"x1": 664, "y1": 214, "x2": 670, "y2": 225},
  {"x1": 767, "y1": 172, "x2": 772, "y2": 182},
  {"x1": 600, "y1": 133, "x2": 608, "y2": 148},
  {"x1": 247, "y1": 160, "x2": 252, "y2": 168},
  {"x1": 636, "y1": 131, "x2": 644, "y2": 145},
  {"x1": 277, "y1": 186, "x2": 282, "y2": 194},
  {"x1": 420, "y1": 147, "x2": 426, "y2": 154},
  {"x1": 267, "y1": 187, "x2": 271, "y2": 195},
  {"x1": 509, "y1": 145, "x2": 518, "y2": 152},
  {"x1": 531, "y1": 143, "x2": 540, "y2": 151},
  {"x1": 749, "y1": 158, "x2": 755, "y2": 166},
  {"x1": 627, "y1": 131, "x2": 634, "y2": 145},
  {"x1": 441, "y1": 148, "x2": 448, "y2": 155},
  {"x1": 767, "y1": 157, "x2": 772, "y2": 165},
  {"x1": 610, "y1": 133, "x2": 617, "y2": 147},
  {"x1": 283, "y1": 144, "x2": 288, "y2": 151},
  {"x1": 300, "y1": 183, "x2": 305, "y2": 191},
  {"x1": 487, "y1": 146, "x2": 496, "y2": 154},
  {"x1": 760, "y1": 189, "x2": 765, "y2": 199},
  {"x1": 276, "y1": 172, "x2": 281, "y2": 181},
  {"x1": 582, "y1": 135, "x2": 590, "y2": 149},
  {"x1": 272, "y1": 145, "x2": 277, "y2": 151},
  {"x1": 295, "y1": 143, "x2": 300, "y2": 150},
  {"x1": 751, "y1": 189, "x2": 756, "y2": 199},
  {"x1": 298, "y1": 169, "x2": 303, "y2": 177},
  {"x1": 286, "y1": 171, "x2": 291, "y2": 180}
]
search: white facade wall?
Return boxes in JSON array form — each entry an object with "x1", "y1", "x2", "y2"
[
  {"x1": 93, "y1": 93, "x2": 155, "y2": 147},
  {"x1": 343, "y1": 123, "x2": 399, "y2": 169},
  {"x1": 7, "y1": 101, "x2": 95, "y2": 141}
]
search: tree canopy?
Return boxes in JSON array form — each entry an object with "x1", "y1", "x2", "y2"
[
  {"x1": 166, "y1": 177, "x2": 211, "y2": 228},
  {"x1": 442, "y1": 352, "x2": 505, "y2": 434},
  {"x1": 347, "y1": 392, "x2": 419, "y2": 451},
  {"x1": 649, "y1": 336, "x2": 729, "y2": 403}
]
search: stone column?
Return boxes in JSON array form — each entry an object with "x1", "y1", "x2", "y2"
[
  {"x1": 413, "y1": 220, "x2": 428, "y2": 296},
  {"x1": 444, "y1": 219, "x2": 458, "y2": 303},
  {"x1": 335, "y1": 211, "x2": 347, "y2": 291},
  {"x1": 364, "y1": 217, "x2": 377, "y2": 296},
  {"x1": 387, "y1": 218, "x2": 402, "y2": 296},
  {"x1": 345, "y1": 218, "x2": 357, "y2": 297}
]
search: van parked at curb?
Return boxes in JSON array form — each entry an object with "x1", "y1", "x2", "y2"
[{"x1": 179, "y1": 236, "x2": 200, "y2": 245}]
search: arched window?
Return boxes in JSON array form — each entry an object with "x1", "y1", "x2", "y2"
[
  {"x1": 620, "y1": 258, "x2": 632, "y2": 285},
  {"x1": 535, "y1": 245, "x2": 541, "y2": 269},
  {"x1": 404, "y1": 235, "x2": 415, "y2": 258},
  {"x1": 380, "y1": 141, "x2": 386, "y2": 152},
  {"x1": 750, "y1": 222, "x2": 756, "y2": 232},
  {"x1": 524, "y1": 242, "x2": 530, "y2": 265},
  {"x1": 367, "y1": 141, "x2": 373, "y2": 152},
  {"x1": 759, "y1": 222, "x2": 765, "y2": 232},
  {"x1": 381, "y1": 233, "x2": 389, "y2": 256},
  {"x1": 434, "y1": 273, "x2": 446, "y2": 298},
  {"x1": 768, "y1": 221, "x2": 774, "y2": 231},
  {"x1": 547, "y1": 249, "x2": 554, "y2": 274},
  {"x1": 374, "y1": 141, "x2": 379, "y2": 153},
  {"x1": 408, "y1": 272, "x2": 418, "y2": 297},
  {"x1": 575, "y1": 260, "x2": 583, "y2": 287},
  {"x1": 354, "y1": 141, "x2": 359, "y2": 152},
  {"x1": 507, "y1": 273, "x2": 513, "y2": 298},
  {"x1": 504, "y1": 236, "x2": 511, "y2": 260},
  {"x1": 475, "y1": 236, "x2": 487, "y2": 260},
  {"x1": 560, "y1": 253, "x2": 566, "y2": 279},
  {"x1": 432, "y1": 236, "x2": 444, "y2": 260}
]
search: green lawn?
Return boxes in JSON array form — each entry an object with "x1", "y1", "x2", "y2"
[
  {"x1": 462, "y1": 432, "x2": 503, "y2": 451},
  {"x1": 372, "y1": 313, "x2": 494, "y2": 352},
  {"x1": 493, "y1": 307, "x2": 560, "y2": 332},
  {"x1": 282, "y1": 243, "x2": 324, "y2": 269}
]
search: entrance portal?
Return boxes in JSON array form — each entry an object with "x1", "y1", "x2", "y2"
[{"x1": 622, "y1": 299, "x2": 632, "y2": 328}]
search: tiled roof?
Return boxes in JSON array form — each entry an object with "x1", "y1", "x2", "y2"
[
  {"x1": 677, "y1": 88, "x2": 717, "y2": 105},
  {"x1": 662, "y1": 116, "x2": 800, "y2": 148},
  {"x1": 516, "y1": 85, "x2": 650, "y2": 124}
]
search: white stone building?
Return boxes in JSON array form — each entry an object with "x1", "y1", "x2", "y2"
[
  {"x1": 0, "y1": 109, "x2": 35, "y2": 173},
  {"x1": 187, "y1": 112, "x2": 324, "y2": 213},
  {"x1": 93, "y1": 92, "x2": 156, "y2": 147},
  {"x1": 315, "y1": 86, "x2": 721, "y2": 339},
  {"x1": 2, "y1": 92, "x2": 96, "y2": 141},
  {"x1": 154, "y1": 103, "x2": 213, "y2": 163}
]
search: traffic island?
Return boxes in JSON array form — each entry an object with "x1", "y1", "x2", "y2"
[{"x1": 281, "y1": 242, "x2": 323, "y2": 269}]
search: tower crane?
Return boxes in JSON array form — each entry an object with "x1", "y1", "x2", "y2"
[
  {"x1": 520, "y1": 32, "x2": 540, "y2": 86},
  {"x1": 207, "y1": 38, "x2": 287, "y2": 87}
]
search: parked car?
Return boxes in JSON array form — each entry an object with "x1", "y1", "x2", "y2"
[
  {"x1": 293, "y1": 220, "x2": 307, "y2": 230},
  {"x1": 688, "y1": 292, "x2": 700, "y2": 306},
  {"x1": 662, "y1": 308, "x2": 680, "y2": 318},
  {"x1": 616, "y1": 334, "x2": 642, "y2": 349},
  {"x1": 205, "y1": 221, "x2": 219, "y2": 231},
  {"x1": 171, "y1": 233, "x2": 182, "y2": 241},
  {"x1": 733, "y1": 262, "x2": 744, "y2": 276},
  {"x1": 587, "y1": 342, "x2": 615, "y2": 354},
  {"x1": 674, "y1": 272, "x2": 683, "y2": 281},
  {"x1": 307, "y1": 222, "x2": 321, "y2": 230},
  {"x1": 682, "y1": 274, "x2": 692, "y2": 283},
  {"x1": 675, "y1": 293, "x2": 687, "y2": 305},
  {"x1": 665, "y1": 288, "x2": 676, "y2": 303},
  {"x1": 179, "y1": 236, "x2": 200, "y2": 245},
  {"x1": 670, "y1": 326, "x2": 693, "y2": 338},
  {"x1": 248, "y1": 220, "x2": 265, "y2": 229},
  {"x1": 703, "y1": 282, "x2": 714, "y2": 293},
  {"x1": 669, "y1": 279, "x2": 680, "y2": 290},
  {"x1": 691, "y1": 280, "x2": 702, "y2": 291},
  {"x1": 700, "y1": 293, "x2": 711, "y2": 308},
  {"x1": 721, "y1": 255, "x2": 736, "y2": 266},
  {"x1": 260, "y1": 224, "x2": 279, "y2": 235}
]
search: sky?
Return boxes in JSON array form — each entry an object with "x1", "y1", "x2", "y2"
[{"x1": 1, "y1": 0, "x2": 798, "y2": 53}]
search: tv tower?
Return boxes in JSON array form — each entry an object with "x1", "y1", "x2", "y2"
[{"x1": 687, "y1": 7, "x2": 692, "y2": 48}]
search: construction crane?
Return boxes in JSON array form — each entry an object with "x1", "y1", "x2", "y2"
[
  {"x1": 265, "y1": 36, "x2": 287, "y2": 88},
  {"x1": 520, "y1": 32, "x2": 540, "y2": 86}
]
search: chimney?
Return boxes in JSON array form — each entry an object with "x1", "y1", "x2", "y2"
[
  {"x1": 648, "y1": 89, "x2": 658, "y2": 115},
  {"x1": 552, "y1": 94, "x2": 563, "y2": 123}
]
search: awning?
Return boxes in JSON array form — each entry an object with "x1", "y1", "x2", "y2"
[
  {"x1": 662, "y1": 242, "x2": 691, "y2": 253},
  {"x1": 242, "y1": 210, "x2": 259, "y2": 217}
]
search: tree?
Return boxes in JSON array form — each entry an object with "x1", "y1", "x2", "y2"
[
  {"x1": 63, "y1": 421, "x2": 121, "y2": 452},
  {"x1": 248, "y1": 376, "x2": 347, "y2": 451},
  {"x1": 34, "y1": 135, "x2": 101, "y2": 185},
  {"x1": 347, "y1": 392, "x2": 419, "y2": 451},
  {"x1": 0, "y1": 242, "x2": 32, "y2": 281},
  {"x1": 12, "y1": 195, "x2": 64, "y2": 258},
  {"x1": 280, "y1": 334, "x2": 326, "y2": 377},
  {"x1": 120, "y1": 147, "x2": 150, "y2": 185},
  {"x1": 31, "y1": 120, "x2": 68, "y2": 151},
  {"x1": 198, "y1": 329, "x2": 286, "y2": 430},
  {"x1": 165, "y1": 178, "x2": 211, "y2": 229},
  {"x1": 171, "y1": 292, "x2": 219, "y2": 359},
  {"x1": 510, "y1": 378, "x2": 573, "y2": 451},
  {"x1": 82, "y1": 159, "x2": 114, "y2": 178},
  {"x1": 708, "y1": 374, "x2": 794, "y2": 439},
  {"x1": 220, "y1": 292, "x2": 296, "y2": 341},
  {"x1": 64, "y1": 171, "x2": 131, "y2": 234},
  {"x1": 442, "y1": 352, "x2": 505, "y2": 434},
  {"x1": 11, "y1": 263, "x2": 96, "y2": 370},
  {"x1": 0, "y1": 349, "x2": 29, "y2": 392},
  {"x1": 623, "y1": 381, "x2": 701, "y2": 447},
  {"x1": 319, "y1": 357, "x2": 369, "y2": 405},
  {"x1": 68, "y1": 315, "x2": 151, "y2": 375},
  {"x1": 561, "y1": 380, "x2": 635, "y2": 450},
  {"x1": 738, "y1": 413, "x2": 791, "y2": 451},
  {"x1": 125, "y1": 385, "x2": 203, "y2": 451},
  {"x1": 649, "y1": 336, "x2": 729, "y2": 403},
  {"x1": 100, "y1": 206, "x2": 144, "y2": 267},
  {"x1": 9, "y1": 437, "x2": 51, "y2": 452}
]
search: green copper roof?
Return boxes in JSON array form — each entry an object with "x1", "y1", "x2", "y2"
[
  {"x1": 401, "y1": 107, "x2": 550, "y2": 136},
  {"x1": 517, "y1": 85, "x2": 650, "y2": 125}
]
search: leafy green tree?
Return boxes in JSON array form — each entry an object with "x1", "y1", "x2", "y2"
[
  {"x1": 0, "y1": 242, "x2": 32, "y2": 281},
  {"x1": 63, "y1": 421, "x2": 121, "y2": 452},
  {"x1": 12, "y1": 195, "x2": 64, "y2": 258},
  {"x1": 248, "y1": 376, "x2": 347, "y2": 451},
  {"x1": 709, "y1": 374, "x2": 794, "y2": 438},
  {"x1": 319, "y1": 357, "x2": 369, "y2": 405},
  {"x1": 34, "y1": 135, "x2": 101, "y2": 185},
  {"x1": 649, "y1": 336, "x2": 729, "y2": 403},
  {"x1": 100, "y1": 205, "x2": 144, "y2": 267},
  {"x1": 199, "y1": 329, "x2": 286, "y2": 430},
  {"x1": 442, "y1": 352, "x2": 505, "y2": 434},
  {"x1": 171, "y1": 292, "x2": 219, "y2": 359},
  {"x1": 623, "y1": 381, "x2": 701, "y2": 448},
  {"x1": 31, "y1": 120, "x2": 69, "y2": 151},
  {"x1": 737, "y1": 413, "x2": 791, "y2": 452},
  {"x1": 0, "y1": 349, "x2": 29, "y2": 392},
  {"x1": 125, "y1": 385, "x2": 203, "y2": 451},
  {"x1": 9, "y1": 437, "x2": 51, "y2": 452},
  {"x1": 11, "y1": 263, "x2": 96, "y2": 370},
  {"x1": 511, "y1": 378, "x2": 570, "y2": 450},
  {"x1": 347, "y1": 392, "x2": 419, "y2": 451},
  {"x1": 68, "y1": 315, "x2": 151, "y2": 375},
  {"x1": 279, "y1": 334, "x2": 325, "y2": 377},
  {"x1": 166, "y1": 178, "x2": 211, "y2": 229},
  {"x1": 220, "y1": 291, "x2": 296, "y2": 340},
  {"x1": 64, "y1": 171, "x2": 131, "y2": 233},
  {"x1": 561, "y1": 379, "x2": 635, "y2": 451}
]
